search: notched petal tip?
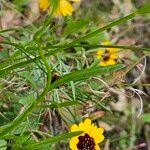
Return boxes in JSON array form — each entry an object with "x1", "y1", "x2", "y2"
[
  {"x1": 84, "y1": 118, "x2": 92, "y2": 125},
  {"x1": 97, "y1": 127, "x2": 104, "y2": 134}
]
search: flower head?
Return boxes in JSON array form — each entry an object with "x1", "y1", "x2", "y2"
[
  {"x1": 39, "y1": 0, "x2": 80, "y2": 16},
  {"x1": 96, "y1": 41, "x2": 119, "y2": 66},
  {"x1": 69, "y1": 118, "x2": 105, "y2": 150}
]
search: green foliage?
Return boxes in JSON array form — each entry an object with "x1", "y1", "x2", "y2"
[
  {"x1": 12, "y1": 0, "x2": 29, "y2": 11},
  {"x1": 141, "y1": 113, "x2": 150, "y2": 123},
  {"x1": 19, "y1": 94, "x2": 36, "y2": 105},
  {"x1": 0, "y1": 139, "x2": 7, "y2": 150},
  {"x1": 136, "y1": 3, "x2": 150, "y2": 14},
  {"x1": 50, "y1": 64, "x2": 125, "y2": 90},
  {"x1": 13, "y1": 0, "x2": 29, "y2": 6},
  {"x1": 63, "y1": 19, "x2": 89, "y2": 37},
  {"x1": 24, "y1": 131, "x2": 83, "y2": 150},
  {"x1": 0, "y1": 1, "x2": 150, "y2": 149}
]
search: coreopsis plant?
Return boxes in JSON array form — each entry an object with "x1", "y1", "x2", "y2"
[{"x1": 0, "y1": 1, "x2": 149, "y2": 150}]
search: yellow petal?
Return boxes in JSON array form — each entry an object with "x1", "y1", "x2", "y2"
[
  {"x1": 84, "y1": 118, "x2": 92, "y2": 126},
  {"x1": 96, "y1": 49, "x2": 104, "y2": 59},
  {"x1": 107, "y1": 48, "x2": 118, "y2": 55},
  {"x1": 55, "y1": 0, "x2": 74, "y2": 16},
  {"x1": 102, "y1": 41, "x2": 111, "y2": 45},
  {"x1": 105, "y1": 59, "x2": 116, "y2": 65},
  {"x1": 90, "y1": 126, "x2": 105, "y2": 144},
  {"x1": 100, "y1": 58, "x2": 116, "y2": 66},
  {"x1": 71, "y1": 124, "x2": 79, "y2": 132},
  {"x1": 101, "y1": 41, "x2": 119, "y2": 57},
  {"x1": 100, "y1": 61, "x2": 108, "y2": 66},
  {"x1": 69, "y1": 137, "x2": 79, "y2": 150},
  {"x1": 83, "y1": 119, "x2": 94, "y2": 134},
  {"x1": 95, "y1": 144, "x2": 101, "y2": 150},
  {"x1": 110, "y1": 52, "x2": 118, "y2": 59},
  {"x1": 97, "y1": 127, "x2": 104, "y2": 134},
  {"x1": 78, "y1": 122, "x2": 84, "y2": 131},
  {"x1": 78, "y1": 119, "x2": 95, "y2": 135},
  {"x1": 39, "y1": 0, "x2": 50, "y2": 10}
]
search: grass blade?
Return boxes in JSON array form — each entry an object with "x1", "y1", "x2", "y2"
[
  {"x1": 24, "y1": 131, "x2": 83, "y2": 149},
  {"x1": 50, "y1": 64, "x2": 126, "y2": 90}
]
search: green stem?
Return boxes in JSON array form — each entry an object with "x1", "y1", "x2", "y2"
[
  {"x1": 1, "y1": 41, "x2": 150, "y2": 52},
  {"x1": 44, "y1": 44, "x2": 150, "y2": 51},
  {"x1": 70, "y1": 13, "x2": 136, "y2": 44},
  {"x1": 0, "y1": 43, "x2": 52, "y2": 136},
  {"x1": 122, "y1": 83, "x2": 150, "y2": 87},
  {"x1": 122, "y1": 53, "x2": 149, "y2": 76},
  {"x1": 36, "y1": 43, "x2": 52, "y2": 104}
]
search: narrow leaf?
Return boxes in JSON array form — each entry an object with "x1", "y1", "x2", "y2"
[
  {"x1": 24, "y1": 131, "x2": 83, "y2": 149},
  {"x1": 50, "y1": 64, "x2": 126, "y2": 90},
  {"x1": 136, "y1": 3, "x2": 150, "y2": 15},
  {"x1": 42, "y1": 101, "x2": 80, "y2": 109}
]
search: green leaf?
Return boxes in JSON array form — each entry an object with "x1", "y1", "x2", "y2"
[
  {"x1": 0, "y1": 139, "x2": 7, "y2": 150},
  {"x1": 19, "y1": 94, "x2": 36, "y2": 105},
  {"x1": 70, "y1": 81, "x2": 76, "y2": 101},
  {"x1": 0, "y1": 50, "x2": 21, "y2": 70},
  {"x1": 87, "y1": 33, "x2": 108, "y2": 45},
  {"x1": 50, "y1": 64, "x2": 126, "y2": 90},
  {"x1": 13, "y1": 0, "x2": 29, "y2": 6},
  {"x1": 63, "y1": 19, "x2": 89, "y2": 37},
  {"x1": 24, "y1": 131, "x2": 83, "y2": 149},
  {"x1": 19, "y1": 72, "x2": 38, "y2": 89},
  {"x1": 12, "y1": 0, "x2": 29, "y2": 12},
  {"x1": 136, "y1": 3, "x2": 150, "y2": 15},
  {"x1": 141, "y1": 113, "x2": 150, "y2": 123},
  {"x1": 42, "y1": 101, "x2": 80, "y2": 109},
  {"x1": 70, "y1": 13, "x2": 136, "y2": 44},
  {"x1": 45, "y1": 44, "x2": 150, "y2": 51},
  {"x1": 0, "y1": 50, "x2": 9, "y2": 60}
]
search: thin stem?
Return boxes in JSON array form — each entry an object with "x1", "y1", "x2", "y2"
[
  {"x1": 36, "y1": 43, "x2": 52, "y2": 104},
  {"x1": 44, "y1": 44, "x2": 150, "y2": 51},
  {"x1": 70, "y1": 13, "x2": 136, "y2": 44},
  {"x1": 122, "y1": 53, "x2": 149, "y2": 77},
  {"x1": 122, "y1": 83, "x2": 150, "y2": 87}
]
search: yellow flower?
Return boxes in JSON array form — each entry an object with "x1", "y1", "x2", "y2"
[
  {"x1": 69, "y1": 118, "x2": 105, "y2": 150},
  {"x1": 96, "y1": 41, "x2": 119, "y2": 66},
  {"x1": 39, "y1": 0, "x2": 50, "y2": 11},
  {"x1": 39, "y1": 0, "x2": 80, "y2": 16}
]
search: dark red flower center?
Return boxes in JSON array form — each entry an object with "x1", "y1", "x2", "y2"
[
  {"x1": 102, "y1": 50, "x2": 110, "y2": 61},
  {"x1": 77, "y1": 133, "x2": 95, "y2": 150}
]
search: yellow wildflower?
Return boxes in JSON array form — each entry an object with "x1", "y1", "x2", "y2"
[
  {"x1": 39, "y1": 0, "x2": 50, "y2": 11},
  {"x1": 69, "y1": 118, "x2": 105, "y2": 150},
  {"x1": 96, "y1": 41, "x2": 119, "y2": 66},
  {"x1": 39, "y1": 0, "x2": 80, "y2": 16}
]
